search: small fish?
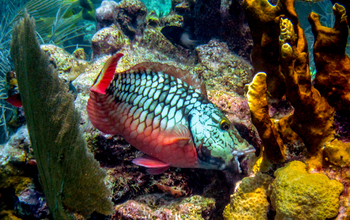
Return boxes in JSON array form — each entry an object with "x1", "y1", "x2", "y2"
[
  {"x1": 6, "y1": 93, "x2": 22, "y2": 108},
  {"x1": 161, "y1": 26, "x2": 199, "y2": 49},
  {"x1": 87, "y1": 54, "x2": 255, "y2": 174}
]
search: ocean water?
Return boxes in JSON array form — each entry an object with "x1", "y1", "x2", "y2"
[{"x1": 1, "y1": 0, "x2": 349, "y2": 219}]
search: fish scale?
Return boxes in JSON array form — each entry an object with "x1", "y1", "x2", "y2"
[
  {"x1": 103, "y1": 68, "x2": 201, "y2": 167},
  {"x1": 87, "y1": 54, "x2": 255, "y2": 173}
]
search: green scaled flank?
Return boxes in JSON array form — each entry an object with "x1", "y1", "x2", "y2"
[{"x1": 11, "y1": 12, "x2": 113, "y2": 219}]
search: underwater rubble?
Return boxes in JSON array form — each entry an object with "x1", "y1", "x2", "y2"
[{"x1": 1, "y1": 0, "x2": 350, "y2": 219}]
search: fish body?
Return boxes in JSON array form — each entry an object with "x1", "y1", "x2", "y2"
[{"x1": 87, "y1": 54, "x2": 254, "y2": 174}]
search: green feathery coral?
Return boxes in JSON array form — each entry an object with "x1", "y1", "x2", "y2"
[{"x1": 11, "y1": 12, "x2": 113, "y2": 219}]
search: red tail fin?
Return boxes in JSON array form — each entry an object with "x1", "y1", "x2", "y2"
[{"x1": 91, "y1": 53, "x2": 123, "y2": 94}]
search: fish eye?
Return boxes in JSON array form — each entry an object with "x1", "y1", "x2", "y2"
[{"x1": 220, "y1": 119, "x2": 230, "y2": 131}]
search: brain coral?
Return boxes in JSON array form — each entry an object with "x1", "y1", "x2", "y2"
[
  {"x1": 270, "y1": 161, "x2": 343, "y2": 220},
  {"x1": 223, "y1": 173, "x2": 272, "y2": 220}
]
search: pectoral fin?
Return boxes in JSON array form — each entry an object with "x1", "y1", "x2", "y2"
[
  {"x1": 132, "y1": 155, "x2": 170, "y2": 175},
  {"x1": 162, "y1": 124, "x2": 192, "y2": 146}
]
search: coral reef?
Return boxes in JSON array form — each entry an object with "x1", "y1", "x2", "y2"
[
  {"x1": 223, "y1": 173, "x2": 272, "y2": 220},
  {"x1": 4, "y1": 0, "x2": 256, "y2": 218},
  {"x1": 270, "y1": 161, "x2": 343, "y2": 220},
  {"x1": 5, "y1": 0, "x2": 350, "y2": 219}
]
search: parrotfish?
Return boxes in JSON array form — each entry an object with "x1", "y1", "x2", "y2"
[{"x1": 87, "y1": 53, "x2": 255, "y2": 174}]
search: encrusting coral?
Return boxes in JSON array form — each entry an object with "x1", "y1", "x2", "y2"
[
  {"x1": 223, "y1": 173, "x2": 273, "y2": 220},
  {"x1": 91, "y1": 27, "x2": 130, "y2": 59},
  {"x1": 323, "y1": 139, "x2": 350, "y2": 167},
  {"x1": 270, "y1": 161, "x2": 344, "y2": 220},
  {"x1": 41, "y1": 44, "x2": 89, "y2": 82}
]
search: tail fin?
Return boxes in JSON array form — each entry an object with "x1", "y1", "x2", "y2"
[
  {"x1": 87, "y1": 53, "x2": 123, "y2": 134},
  {"x1": 90, "y1": 53, "x2": 123, "y2": 94}
]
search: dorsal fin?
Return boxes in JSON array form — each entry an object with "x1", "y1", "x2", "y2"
[
  {"x1": 91, "y1": 53, "x2": 123, "y2": 94},
  {"x1": 124, "y1": 62, "x2": 207, "y2": 98}
]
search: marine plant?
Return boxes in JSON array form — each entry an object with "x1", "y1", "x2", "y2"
[
  {"x1": 11, "y1": 12, "x2": 113, "y2": 219},
  {"x1": 20, "y1": 0, "x2": 95, "y2": 48}
]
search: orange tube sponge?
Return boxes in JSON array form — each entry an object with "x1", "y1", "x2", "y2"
[
  {"x1": 242, "y1": 0, "x2": 300, "y2": 99},
  {"x1": 309, "y1": 3, "x2": 350, "y2": 113},
  {"x1": 279, "y1": 18, "x2": 334, "y2": 155},
  {"x1": 247, "y1": 72, "x2": 285, "y2": 163}
]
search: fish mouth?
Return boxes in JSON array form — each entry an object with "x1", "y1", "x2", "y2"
[{"x1": 232, "y1": 148, "x2": 256, "y2": 174}]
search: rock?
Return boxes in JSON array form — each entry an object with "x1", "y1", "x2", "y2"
[
  {"x1": 112, "y1": 194, "x2": 215, "y2": 219},
  {"x1": 14, "y1": 188, "x2": 49, "y2": 219},
  {"x1": 91, "y1": 27, "x2": 130, "y2": 58},
  {"x1": 195, "y1": 39, "x2": 254, "y2": 95},
  {"x1": 96, "y1": 0, "x2": 118, "y2": 30}
]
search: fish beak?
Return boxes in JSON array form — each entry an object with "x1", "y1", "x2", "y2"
[{"x1": 231, "y1": 147, "x2": 256, "y2": 174}]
